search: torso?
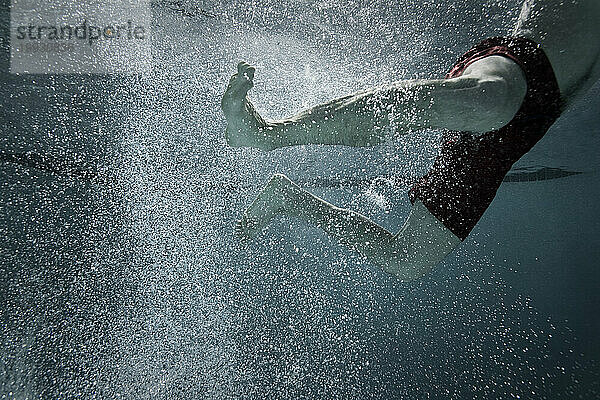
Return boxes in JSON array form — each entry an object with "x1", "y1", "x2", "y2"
[{"x1": 512, "y1": 0, "x2": 600, "y2": 106}]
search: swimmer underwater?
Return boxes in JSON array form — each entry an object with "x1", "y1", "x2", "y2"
[{"x1": 220, "y1": 0, "x2": 600, "y2": 281}]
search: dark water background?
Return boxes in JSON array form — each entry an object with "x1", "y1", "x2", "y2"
[{"x1": 1, "y1": 0, "x2": 599, "y2": 398}]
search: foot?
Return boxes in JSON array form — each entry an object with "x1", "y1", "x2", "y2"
[
  {"x1": 221, "y1": 62, "x2": 273, "y2": 150},
  {"x1": 236, "y1": 174, "x2": 293, "y2": 240}
]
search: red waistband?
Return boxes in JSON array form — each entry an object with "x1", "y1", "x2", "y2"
[{"x1": 445, "y1": 45, "x2": 522, "y2": 79}]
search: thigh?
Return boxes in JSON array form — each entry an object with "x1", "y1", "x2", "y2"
[{"x1": 462, "y1": 55, "x2": 527, "y2": 121}]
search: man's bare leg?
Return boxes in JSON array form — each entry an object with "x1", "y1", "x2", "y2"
[
  {"x1": 221, "y1": 57, "x2": 526, "y2": 150},
  {"x1": 237, "y1": 174, "x2": 460, "y2": 281}
]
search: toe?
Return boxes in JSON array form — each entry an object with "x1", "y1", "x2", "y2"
[
  {"x1": 237, "y1": 62, "x2": 255, "y2": 81},
  {"x1": 237, "y1": 61, "x2": 251, "y2": 73}
]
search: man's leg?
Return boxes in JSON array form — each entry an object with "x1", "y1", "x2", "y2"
[
  {"x1": 238, "y1": 174, "x2": 460, "y2": 281},
  {"x1": 221, "y1": 58, "x2": 526, "y2": 150}
]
